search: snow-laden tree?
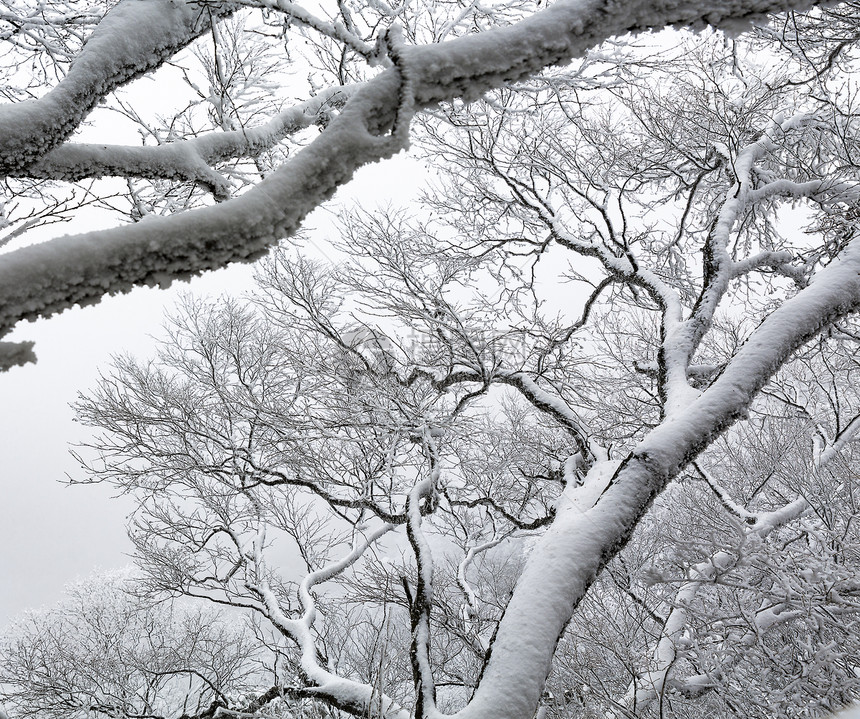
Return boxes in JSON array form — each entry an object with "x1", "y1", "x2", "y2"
[
  {"x1": 8, "y1": 1, "x2": 860, "y2": 718},
  {"x1": 69, "y1": 208, "x2": 860, "y2": 719},
  {"x1": 67, "y1": 14, "x2": 860, "y2": 699},
  {"x1": 391, "y1": 15, "x2": 860, "y2": 715},
  {"x1": 0, "y1": 570, "x2": 269, "y2": 719}
]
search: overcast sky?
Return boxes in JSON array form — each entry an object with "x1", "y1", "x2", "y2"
[
  {"x1": 0, "y1": 258, "x2": 255, "y2": 626},
  {"x1": 0, "y1": 157, "x2": 429, "y2": 628}
]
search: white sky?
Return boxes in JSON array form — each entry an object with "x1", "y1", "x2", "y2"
[{"x1": 0, "y1": 155, "x2": 430, "y2": 628}]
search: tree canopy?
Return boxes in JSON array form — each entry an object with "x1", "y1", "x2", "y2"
[{"x1": 4, "y1": 1, "x2": 860, "y2": 718}]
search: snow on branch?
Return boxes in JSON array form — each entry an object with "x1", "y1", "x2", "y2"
[
  {"x1": 405, "y1": 433, "x2": 441, "y2": 718},
  {"x1": 495, "y1": 370, "x2": 590, "y2": 453},
  {"x1": 456, "y1": 536, "x2": 507, "y2": 626},
  {"x1": 0, "y1": 0, "x2": 821, "y2": 364},
  {"x1": 0, "y1": 69, "x2": 407, "y2": 342},
  {"x1": 691, "y1": 461, "x2": 758, "y2": 524},
  {"x1": 816, "y1": 412, "x2": 860, "y2": 467},
  {"x1": 0, "y1": 0, "x2": 236, "y2": 173},
  {"x1": 629, "y1": 479, "x2": 810, "y2": 710},
  {"x1": 20, "y1": 85, "x2": 357, "y2": 200},
  {"x1": 240, "y1": 0, "x2": 377, "y2": 61},
  {"x1": 255, "y1": 523, "x2": 409, "y2": 719},
  {"x1": 454, "y1": 239, "x2": 860, "y2": 719}
]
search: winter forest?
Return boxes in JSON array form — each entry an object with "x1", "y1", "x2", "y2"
[{"x1": 4, "y1": 0, "x2": 860, "y2": 717}]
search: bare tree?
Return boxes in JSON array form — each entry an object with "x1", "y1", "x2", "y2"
[
  {"x1": 7, "y1": 2, "x2": 860, "y2": 719},
  {"x1": 0, "y1": 570, "x2": 270, "y2": 719}
]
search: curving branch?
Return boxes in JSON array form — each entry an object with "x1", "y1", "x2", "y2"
[
  {"x1": 254, "y1": 522, "x2": 409, "y2": 719},
  {"x1": 405, "y1": 432, "x2": 440, "y2": 719},
  {"x1": 447, "y1": 495, "x2": 555, "y2": 531},
  {"x1": 241, "y1": 459, "x2": 407, "y2": 524},
  {"x1": 453, "y1": 237, "x2": 860, "y2": 719},
  {"x1": 0, "y1": 0, "x2": 821, "y2": 365},
  {"x1": 456, "y1": 535, "x2": 508, "y2": 627}
]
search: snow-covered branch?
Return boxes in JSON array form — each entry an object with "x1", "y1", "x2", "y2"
[
  {"x1": 240, "y1": 0, "x2": 376, "y2": 61},
  {"x1": 453, "y1": 237, "x2": 860, "y2": 719},
  {"x1": 256, "y1": 524, "x2": 409, "y2": 719},
  {"x1": 0, "y1": 0, "x2": 236, "y2": 173},
  {"x1": 20, "y1": 85, "x2": 357, "y2": 199},
  {"x1": 405, "y1": 434, "x2": 441, "y2": 718},
  {"x1": 0, "y1": 0, "x2": 821, "y2": 363}
]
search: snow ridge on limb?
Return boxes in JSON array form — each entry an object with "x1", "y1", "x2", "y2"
[
  {"x1": 448, "y1": 240, "x2": 860, "y2": 719},
  {"x1": 0, "y1": 0, "x2": 819, "y2": 364},
  {"x1": 0, "y1": 0, "x2": 237, "y2": 174},
  {"x1": 18, "y1": 85, "x2": 357, "y2": 199},
  {"x1": 255, "y1": 523, "x2": 410, "y2": 719}
]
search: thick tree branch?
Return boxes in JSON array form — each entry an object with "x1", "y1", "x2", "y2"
[
  {"x1": 0, "y1": 0, "x2": 821, "y2": 363},
  {"x1": 454, "y1": 237, "x2": 860, "y2": 719},
  {"x1": 0, "y1": 0, "x2": 237, "y2": 173},
  {"x1": 20, "y1": 85, "x2": 357, "y2": 199}
]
